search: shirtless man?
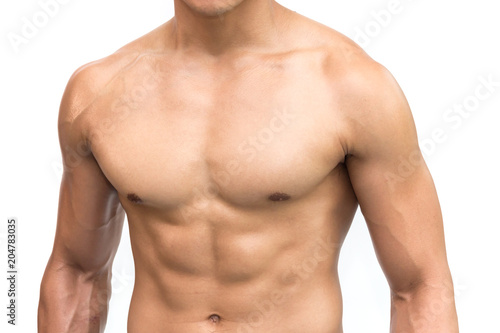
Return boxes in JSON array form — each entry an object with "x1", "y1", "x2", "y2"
[{"x1": 38, "y1": 0, "x2": 459, "y2": 332}]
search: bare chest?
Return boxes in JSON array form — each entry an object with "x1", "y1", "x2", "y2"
[{"x1": 84, "y1": 56, "x2": 346, "y2": 210}]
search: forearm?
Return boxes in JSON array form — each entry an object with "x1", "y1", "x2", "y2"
[
  {"x1": 390, "y1": 278, "x2": 459, "y2": 333},
  {"x1": 38, "y1": 260, "x2": 112, "y2": 333}
]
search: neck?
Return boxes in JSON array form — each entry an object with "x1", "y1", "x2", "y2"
[{"x1": 171, "y1": 0, "x2": 287, "y2": 55}]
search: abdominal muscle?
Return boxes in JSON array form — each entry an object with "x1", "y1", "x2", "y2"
[
  {"x1": 121, "y1": 165, "x2": 355, "y2": 333},
  {"x1": 125, "y1": 209, "x2": 348, "y2": 333},
  {"x1": 128, "y1": 271, "x2": 343, "y2": 333}
]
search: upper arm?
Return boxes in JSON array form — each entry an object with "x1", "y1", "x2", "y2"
[
  {"x1": 343, "y1": 62, "x2": 451, "y2": 292},
  {"x1": 50, "y1": 64, "x2": 125, "y2": 276}
]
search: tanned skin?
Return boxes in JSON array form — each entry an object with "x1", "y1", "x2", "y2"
[{"x1": 38, "y1": 0, "x2": 459, "y2": 332}]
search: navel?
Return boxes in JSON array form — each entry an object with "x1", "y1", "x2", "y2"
[
  {"x1": 208, "y1": 314, "x2": 221, "y2": 324},
  {"x1": 268, "y1": 192, "x2": 291, "y2": 202},
  {"x1": 127, "y1": 193, "x2": 143, "y2": 204}
]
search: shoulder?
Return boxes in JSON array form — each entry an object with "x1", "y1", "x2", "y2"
[
  {"x1": 56, "y1": 50, "x2": 141, "y2": 155},
  {"x1": 312, "y1": 24, "x2": 399, "y2": 101},
  {"x1": 283, "y1": 14, "x2": 416, "y2": 157},
  {"x1": 58, "y1": 22, "x2": 169, "y2": 127},
  {"x1": 292, "y1": 15, "x2": 404, "y2": 110},
  {"x1": 58, "y1": 52, "x2": 143, "y2": 132},
  {"x1": 57, "y1": 23, "x2": 171, "y2": 146},
  {"x1": 293, "y1": 18, "x2": 416, "y2": 157},
  {"x1": 317, "y1": 30, "x2": 415, "y2": 157}
]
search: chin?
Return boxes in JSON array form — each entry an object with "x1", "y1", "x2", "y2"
[{"x1": 181, "y1": 0, "x2": 246, "y2": 16}]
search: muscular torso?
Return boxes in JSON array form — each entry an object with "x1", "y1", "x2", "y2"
[{"x1": 77, "y1": 20, "x2": 361, "y2": 332}]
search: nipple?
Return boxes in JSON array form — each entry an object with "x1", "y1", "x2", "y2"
[
  {"x1": 268, "y1": 192, "x2": 291, "y2": 201},
  {"x1": 127, "y1": 193, "x2": 143, "y2": 204}
]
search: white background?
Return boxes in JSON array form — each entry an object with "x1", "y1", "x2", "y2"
[{"x1": 1, "y1": 0, "x2": 499, "y2": 332}]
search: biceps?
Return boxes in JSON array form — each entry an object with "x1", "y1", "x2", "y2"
[
  {"x1": 349, "y1": 149, "x2": 438, "y2": 225},
  {"x1": 52, "y1": 154, "x2": 125, "y2": 274},
  {"x1": 348, "y1": 154, "x2": 448, "y2": 290}
]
